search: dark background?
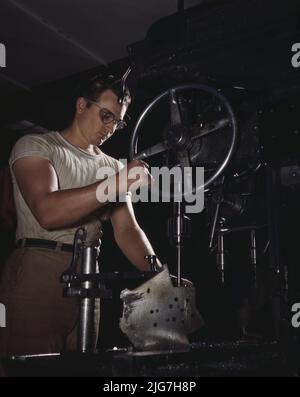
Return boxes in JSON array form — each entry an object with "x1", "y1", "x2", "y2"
[{"x1": 1, "y1": 0, "x2": 300, "y2": 350}]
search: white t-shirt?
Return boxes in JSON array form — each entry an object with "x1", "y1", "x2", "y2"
[{"x1": 9, "y1": 131, "x2": 123, "y2": 244}]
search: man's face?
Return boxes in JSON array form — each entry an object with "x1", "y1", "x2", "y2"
[{"x1": 76, "y1": 89, "x2": 127, "y2": 146}]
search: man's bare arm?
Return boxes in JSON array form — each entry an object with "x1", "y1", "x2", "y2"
[
  {"x1": 110, "y1": 195, "x2": 162, "y2": 271},
  {"x1": 13, "y1": 157, "x2": 151, "y2": 230},
  {"x1": 13, "y1": 156, "x2": 109, "y2": 230}
]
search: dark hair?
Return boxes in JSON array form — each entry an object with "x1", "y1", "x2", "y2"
[{"x1": 76, "y1": 69, "x2": 131, "y2": 108}]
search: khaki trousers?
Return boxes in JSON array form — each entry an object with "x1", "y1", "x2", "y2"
[{"x1": 0, "y1": 247, "x2": 100, "y2": 357}]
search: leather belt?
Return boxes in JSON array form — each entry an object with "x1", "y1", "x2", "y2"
[{"x1": 17, "y1": 238, "x2": 74, "y2": 253}]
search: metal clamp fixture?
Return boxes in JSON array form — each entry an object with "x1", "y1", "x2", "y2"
[{"x1": 61, "y1": 227, "x2": 109, "y2": 353}]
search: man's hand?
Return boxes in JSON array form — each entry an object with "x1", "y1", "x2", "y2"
[
  {"x1": 126, "y1": 159, "x2": 154, "y2": 192},
  {"x1": 115, "y1": 159, "x2": 153, "y2": 198}
]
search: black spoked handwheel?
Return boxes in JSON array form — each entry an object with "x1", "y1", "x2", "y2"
[{"x1": 130, "y1": 84, "x2": 238, "y2": 197}]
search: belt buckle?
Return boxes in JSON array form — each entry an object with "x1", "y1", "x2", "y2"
[{"x1": 55, "y1": 241, "x2": 63, "y2": 251}]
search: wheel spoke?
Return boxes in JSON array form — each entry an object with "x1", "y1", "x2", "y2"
[
  {"x1": 191, "y1": 117, "x2": 231, "y2": 140},
  {"x1": 134, "y1": 141, "x2": 170, "y2": 160},
  {"x1": 169, "y1": 89, "x2": 182, "y2": 126}
]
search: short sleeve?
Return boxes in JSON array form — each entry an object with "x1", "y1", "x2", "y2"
[
  {"x1": 9, "y1": 134, "x2": 53, "y2": 171},
  {"x1": 100, "y1": 153, "x2": 126, "y2": 175}
]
